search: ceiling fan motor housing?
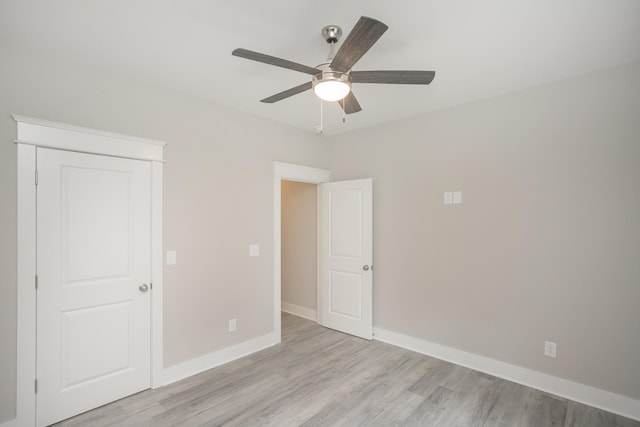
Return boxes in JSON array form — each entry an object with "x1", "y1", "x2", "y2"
[{"x1": 312, "y1": 70, "x2": 351, "y2": 86}]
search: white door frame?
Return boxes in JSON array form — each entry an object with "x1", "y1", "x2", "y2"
[
  {"x1": 273, "y1": 162, "x2": 331, "y2": 340},
  {"x1": 13, "y1": 115, "x2": 166, "y2": 427}
]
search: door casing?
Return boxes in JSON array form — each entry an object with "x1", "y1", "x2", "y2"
[
  {"x1": 273, "y1": 162, "x2": 331, "y2": 339},
  {"x1": 14, "y1": 115, "x2": 165, "y2": 427},
  {"x1": 274, "y1": 163, "x2": 373, "y2": 339}
]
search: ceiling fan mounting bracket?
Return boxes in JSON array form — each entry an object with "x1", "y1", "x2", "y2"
[{"x1": 322, "y1": 25, "x2": 342, "y2": 44}]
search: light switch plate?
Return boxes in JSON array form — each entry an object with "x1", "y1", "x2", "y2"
[
  {"x1": 453, "y1": 191, "x2": 462, "y2": 204},
  {"x1": 444, "y1": 192, "x2": 453, "y2": 205},
  {"x1": 166, "y1": 250, "x2": 177, "y2": 265},
  {"x1": 249, "y1": 244, "x2": 260, "y2": 257}
]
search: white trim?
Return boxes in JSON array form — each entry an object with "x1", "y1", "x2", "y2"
[
  {"x1": 273, "y1": 176, "x2": 282, "y2": 342},
  {"x1": 273, "y1": 161, "x2": 331, "y2": 184},
  {"x1": 13, "y1": 116, "x2": 165, "y2": 427},
  {"x1": 15, "y1": 143, "x2": 37, "y2": 427},
  {"x1": 373, "y1": 327, "x2": 640, "y2": 422},
  {"x1": 150, "y1": 162, "x2": 164, "y2": 388},
  {"x1": 12, "y1": 115, "x2": 165, "y2": 162},
  {"x1": 316, "y1": 186, "x2": 323, "y2": 325},
  {"x1": 162, "y1": 332, "x2": 279, "y2": 386},
  {"x1": 281, "y1": 302, "x2": 317, "y2": 321},
  {"x1": 11, "y1": 115, "x2": 166, "y2": 146},
  {"x1": 273, "y1": 162, "x2": 331, "y2": 339}
]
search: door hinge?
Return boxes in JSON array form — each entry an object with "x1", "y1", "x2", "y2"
[
  {"x1": 35, "y1": 169, "x2": 38, "y2": 186},
  {"x1": 35, "y1": 274, "x2": 38, "y2": 290},
  {"x1": 35, "y1": 379, "x2": 38, "y2": 394}
]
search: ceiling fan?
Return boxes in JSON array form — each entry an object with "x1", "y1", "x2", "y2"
[{"x1": 232, "y1": 16, "x2": 435, "y2": 114}]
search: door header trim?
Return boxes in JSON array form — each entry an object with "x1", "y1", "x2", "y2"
[{"x1": 12, "y1": 115, "x2": 166, "y2": 162}]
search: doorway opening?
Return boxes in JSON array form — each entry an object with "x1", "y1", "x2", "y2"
[
  {"x1": 272, "y1": 162, "x2": 330, "y2": 340},
  {"x1": 281, "y1": 180, "x2": 318, "y2": 322}
]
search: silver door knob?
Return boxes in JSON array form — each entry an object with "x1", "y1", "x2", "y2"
[
  {"x1": 139, "y1": 284, "x2": 149, "y2": 293},
  {"x1": 362, "y1": 265, "x2": 370, "y2": 271}
]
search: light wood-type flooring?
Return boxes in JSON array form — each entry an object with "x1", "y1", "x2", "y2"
[{"x1": 54, "y1": 313, "x2": 639, "y2": 426}]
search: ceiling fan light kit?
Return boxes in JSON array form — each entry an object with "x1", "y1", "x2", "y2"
[
  {"x1": 313, "y1": 71, "x2": 351, "y2": 102},
  {"x1": 232, "y1": 16, "x2": 435, "y2": 118}
]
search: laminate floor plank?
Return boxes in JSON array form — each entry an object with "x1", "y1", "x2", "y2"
[
  {"x1": 564, "y1": 400, "x2": 640, "y2": 427},
  {"x1": 478, "y1": 379, "x2": 531, "y2": 427},
  {"x1": 52, "y1": 313, "x2": 640, "y2": 427},
  {"x1": 512, "y1": 389, "x2": 567, "y2": 427},
  {"x1": 300, "y1": 352, "x2": 434, "y2": 427},
  {"x1": 363, "y1": 390, "x2": 425, "y2": 426}
]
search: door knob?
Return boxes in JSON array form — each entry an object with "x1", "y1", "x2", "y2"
[
  {"x1": 362, "y1": 265, "x2": 370, "y2": 271},
  {"x1": 139, "y1": 284, "x2": 149, "y2": 293}
]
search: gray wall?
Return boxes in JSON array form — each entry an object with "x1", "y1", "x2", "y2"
[
  {"x1": 1, "y1": 38, "x2": 639, "y2": 423},
  {"x1": 328, "y1": 61, "x2": 640, "y2": 400},
  {"x1": 281, "y1": 180, "x2": 317, "y2": 312},
  {"x1": 0, "y1": 41, "x2": 327, "y2": 422}
]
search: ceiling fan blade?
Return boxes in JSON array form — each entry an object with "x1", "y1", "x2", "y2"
[
  {"x1": 351, "y1": 70, "x2": 435, "y2": 85},
  {"x1": 339, "y1": 92, "x2": 362, "y2": 114},
  {"x1": 330, "y1": 16, "x2": 388, "y2": 72},
  {"x1": 232, "y1": 48, "x2": 320, "y2": 76},
  {"x1": 260, "y1": 81, "x2": 313, "y2": 103}
]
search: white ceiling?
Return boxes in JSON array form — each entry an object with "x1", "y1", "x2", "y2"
[{"x1": 2, "y1": 0, "x2": 640, "y2": 135}]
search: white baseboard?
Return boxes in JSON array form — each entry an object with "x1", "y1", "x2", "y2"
[
  {"x1": 162, "y1": 331, "x2": 279, "y2": 386},
  {"x1": 373, "y1": 327, "x2": 640, "y2": 422},
  {"x1": 281, "y1": 301, "x2": 317, "y2": 321},
  {"x1": 6, "y1": 324, "x2": 634, "y2": 425},
  {"x1": 0, "y1": 333, "x2": 280, "y2": 427}
]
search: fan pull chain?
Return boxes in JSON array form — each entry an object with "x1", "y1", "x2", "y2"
[
  {"x1": 319, "y1": 99, "x2": 324, "y2": 135},
  {"x1": 342, "y1": 98, "x2": 346, "y2": 123}
]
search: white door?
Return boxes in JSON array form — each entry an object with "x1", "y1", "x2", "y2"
[
  {"x1": 37, "y1": 148, "x2": 151, "y2": 426},
  {"x1": 319, "y1": 179, "x2": 373, "y2": 340}
]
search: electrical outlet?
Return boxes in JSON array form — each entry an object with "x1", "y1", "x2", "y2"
[
  {"x1": 228, "y1": 319, "x2": 237, "y2": 332},
  {"x1": 544, "y1": 341, "x2": 557, "y2": 358}
]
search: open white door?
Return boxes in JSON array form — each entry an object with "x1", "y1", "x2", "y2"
[
  {"x1": 37, "y1": 148, "x2": 151, "y2": 426},
  {"x1": 319, "y1": 178, "x2": 373, "y2": 340}
]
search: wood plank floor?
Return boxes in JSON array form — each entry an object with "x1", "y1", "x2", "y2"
[{"x1": 54, "y1": 313, "x2": 639, "y2": 426}]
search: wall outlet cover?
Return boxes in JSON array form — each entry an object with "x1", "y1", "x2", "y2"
[
  {"x1": 453, "y1": 191, "x2": 462, "y2": 204},
  {"x1": 544, "y1": 341, "x2": 557, "y2": 358},
  {"x1": 249, "y1": 244, "x2": 260, "y2": 257},
  {"x1": 444, "y1": 192, "x2": 453, "y2": 205},
  {"x1": 166, "y1": 250, "x2": 177, "y2": 265}
]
